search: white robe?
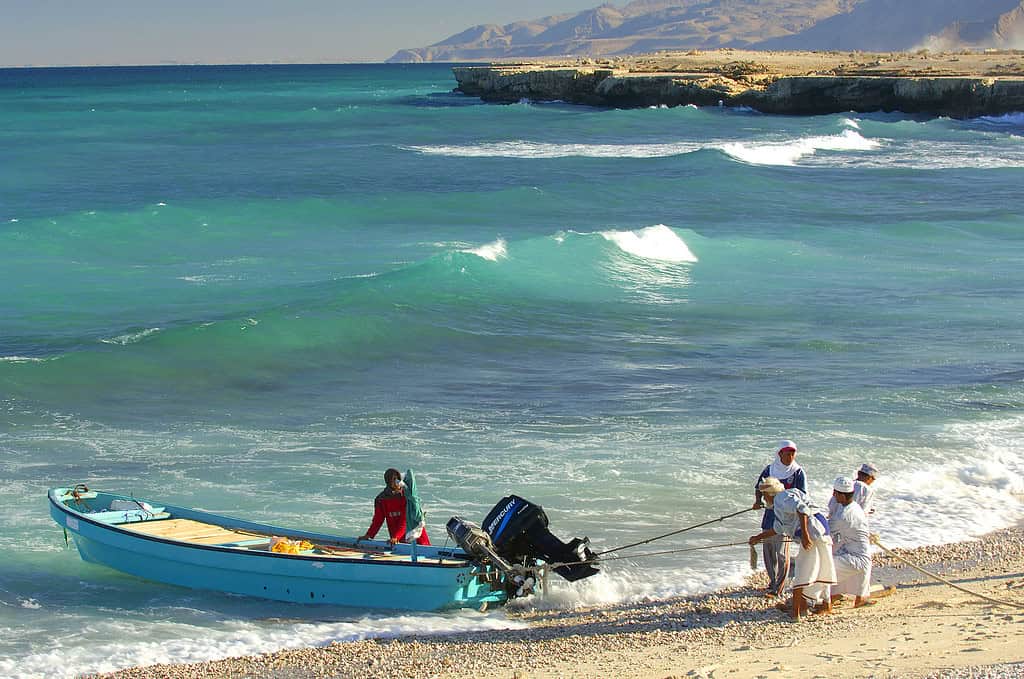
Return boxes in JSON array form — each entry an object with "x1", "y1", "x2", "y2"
[
  {"x1": 773, "y1": 489, "x2": 836, "y2": 603},
  {"x1": 853, "y1": 480, "x2": 875, "y2": 515},
  {"x1": 830, "y1": 500, "x2": 872, "y2": 597}
]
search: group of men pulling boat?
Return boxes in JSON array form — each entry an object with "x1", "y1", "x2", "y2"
[
  {"x1": 749, "y1": 439, "x2": 880, "y2": 620},
  {"x1": 51, "y1": 440, "x2": 885, "y2": 614},
  {"x1": 346, "y1": 442, "x2": 883, "y2": 621}
]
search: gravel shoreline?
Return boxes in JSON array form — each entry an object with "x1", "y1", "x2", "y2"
[{"x1": 87, "y1": 525, "x2": 1024, "y2": 679}]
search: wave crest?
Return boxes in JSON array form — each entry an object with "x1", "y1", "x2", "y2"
[
  {"x1": 601, "y1": 225, "x2": 697, "y2": 263},
  {"x1": 462, "y1": 239, "x2": 507, "y2": 261},
  {"x1": 720, "y1": 129, "x2": 879, "y2": 166},
  {"x1": 100, "y1": 328, "x2": 162, "y2": 346},
  {"x1": 406, "y1": 140, "x2": 704, "y2": 159}
]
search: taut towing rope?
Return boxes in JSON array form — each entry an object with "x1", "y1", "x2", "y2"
[
  {"x1": 870, "y1": 534, "x2": 1024, "y2": 611},
  {"x1": 593, "y1": 507, "x2": 757, "y2": 558},
  {"x1": 548, "y1": 540, "x2": 751, "y2": 570}
]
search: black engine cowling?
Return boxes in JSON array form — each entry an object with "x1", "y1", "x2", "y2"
[{"x1": 480, "y1": 495, "x2": 599, "y2": 582}]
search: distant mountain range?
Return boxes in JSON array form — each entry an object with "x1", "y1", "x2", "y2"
[{"x1": 387, "y1": 0, "x2": 1024, "y2": 63}]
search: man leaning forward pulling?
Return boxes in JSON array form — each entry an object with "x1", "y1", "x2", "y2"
[
  {"x1": 828, "y1": 475, "x2": 874, "y2": 607},
  {"x1": 749, "y1": 478, "x2": 837, "y2": 620}
]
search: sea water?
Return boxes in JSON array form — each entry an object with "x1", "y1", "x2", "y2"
[{"x1": 1, "y1": 64, "x2": 1022, "y2": 677}]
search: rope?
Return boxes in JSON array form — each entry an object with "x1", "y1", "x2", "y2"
[
  {"x1": 550, "y1": 540, "x2": 749, "y2": 569},
  {"x1": 69, "y1": 483, "x2": 92, "y2": 510},
  {"x1": 870, "y1": 535, "x2": 1024, "y2": 611},
  {"x1": 594, "y1": 507, "x2": 756, "y2": 557}
]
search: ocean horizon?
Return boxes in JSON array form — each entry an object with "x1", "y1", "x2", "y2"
[{"x1": 1, "y1": 63, "x2": 1022, "y2": 678}]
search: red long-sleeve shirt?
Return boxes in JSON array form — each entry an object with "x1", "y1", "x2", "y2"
[{"x1": 364, "y1": 489, "x2": 430, "y2": 545}]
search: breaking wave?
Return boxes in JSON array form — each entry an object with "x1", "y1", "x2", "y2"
[
  {"x1": 720, "y1": 129, "x2": 880, "y2": 166},
  {"x1": 601, "y1": 224, "x2": 698, "y2": 263},
  {"x1": 406, "y1": 140, "x2": 705, "y2": 158},
  {"x1": 462, "y1": 238, "x2": 507, "y2": 261},
  {"x1": 406, "y1": 129, "x2": 883, "y2": 167},
  {"x1": 100, "y1": 328, "x2": 162, "y2": 345}
]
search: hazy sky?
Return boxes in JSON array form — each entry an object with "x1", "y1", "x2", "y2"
[{"x1": 0, "y1": 1, "x2": 606, "y2": 67}]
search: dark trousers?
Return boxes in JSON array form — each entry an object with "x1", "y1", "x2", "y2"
[{"x1": 762, "y1": 533, "x2": 789, "y2": 594}]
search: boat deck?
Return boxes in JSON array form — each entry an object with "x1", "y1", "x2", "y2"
[{"x1": 119, "y1": 517, "x2": 457, "y2": 563}]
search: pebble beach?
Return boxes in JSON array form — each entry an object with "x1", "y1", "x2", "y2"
[{"x1": 88, "y1": 523, "x2": 1024, "y2": 679}]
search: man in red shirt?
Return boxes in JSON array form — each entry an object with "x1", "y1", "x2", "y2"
[{"x1": 358, "y1": 468, "x2": 431, "y2": 546}]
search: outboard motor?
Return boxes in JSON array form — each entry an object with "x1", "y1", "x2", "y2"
[
  {"x1": 481, "y1": 495, "x2": 599, "y2": 582},
  {"x1": 446, "y1": 516, "x2": 513, "y2": 572},
  {"x1": 446, "y1": 516, "x2": 538, "y2": 597}
]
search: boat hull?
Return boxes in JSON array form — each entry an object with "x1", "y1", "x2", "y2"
[{"x1": 49, "y1": 488, "x2": 507, "y2": 611}]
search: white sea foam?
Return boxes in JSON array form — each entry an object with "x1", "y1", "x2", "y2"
[
  {"x1": 462, "y1": 238, "x2": 507, "y2": 261},
  {"x1": 720, "y1": 129, "x2": 880, "y2": 166},
  {"x1": 601, "y1": 224, "x2": 697, "y2": 263},
  {"x1": 865, "y1": 416, "x2": 1024, "y2": 548},
  {"x1": 0, "y1": 356, "x2": 46, "y2": 363},
  {"x1": 178, "y1": 274, "x2": 241, "y2": 284},
  {"x1": 407, "y1": 129, "x2": 885, "y2": 165},
  {"x1": 839, "y1": 139, "x2": 1024, "y2": 169},
  {"x1": 0, "y1": 610, "x2": 527, "y2": 679},
  {"x1": 401, "y1": 129, "x2": 1024, "y2": 168},
  {"x1": 99, "y1": 328, "x2": 161, "y2": 345},
  {"x1": 406, "y1": 140, "x2": 704, "y2": 159},
  {"x1": 514, "y1": 560, "x2": 749, "y2": 611}
]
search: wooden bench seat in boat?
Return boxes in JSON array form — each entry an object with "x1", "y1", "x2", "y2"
[{"x1": 119, "y1": 518, "x2": 428, "y2": 561}]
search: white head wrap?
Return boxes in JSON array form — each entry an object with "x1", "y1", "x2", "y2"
[{"x1": 768, "y1": 440, "x2": 799, "y2": 480}]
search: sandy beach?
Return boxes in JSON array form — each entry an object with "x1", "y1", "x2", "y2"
[{"x1": 89, "y1": 523, "x2": 1024, "y2": 679}]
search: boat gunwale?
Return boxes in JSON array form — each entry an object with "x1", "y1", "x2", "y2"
[{"x1": 48, "y1": 490, "x2": 473, "y2": 570}]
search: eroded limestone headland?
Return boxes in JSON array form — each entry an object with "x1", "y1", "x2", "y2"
[{"x1": 453, "y1": 49, "x2": 1024, "y2": 118}]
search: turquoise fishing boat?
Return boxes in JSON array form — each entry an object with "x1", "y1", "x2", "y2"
[
  {"x1": 49, "y1": 486, "x2": 599, "y2": 611},
  {"x1": 49, "y1": 485, "x2": 509, "y2": 611}
]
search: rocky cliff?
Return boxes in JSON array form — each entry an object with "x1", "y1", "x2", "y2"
[{"x1": 452, "y1": 50, "x2": 1024, "y2": 118}]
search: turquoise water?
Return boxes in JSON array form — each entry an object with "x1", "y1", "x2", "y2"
[{"x1": 2, "y1": 64, "x2": 1023, "y2": 677}]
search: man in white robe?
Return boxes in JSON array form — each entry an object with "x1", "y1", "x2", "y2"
[
  {"x1": 853, "y1": 462, "x2": 878, "y2": 515},
  {"x1": 749, "y1": 478, "x2": 836, "y2": 620},
  {"x1": 828, "y1": 476, "x2": 873, "y2": 607}
]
